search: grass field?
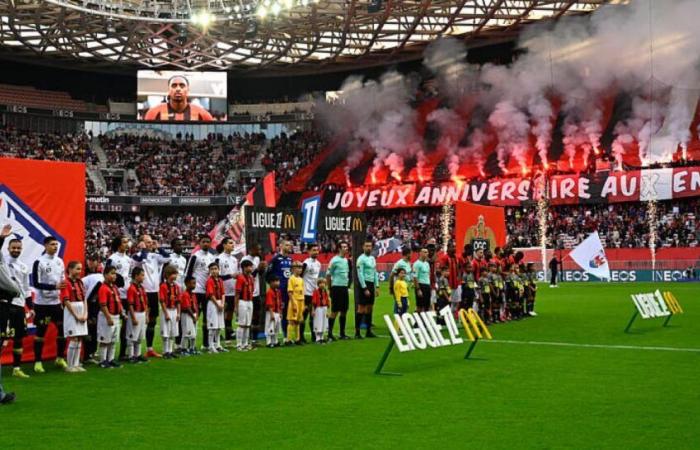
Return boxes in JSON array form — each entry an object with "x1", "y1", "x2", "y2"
[{"x1": 1, "y1": 281, "x2": 699, "y2": 449}]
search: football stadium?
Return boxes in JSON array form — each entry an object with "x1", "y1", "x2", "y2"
[{"x1": 0, "y1": 0, "x2": 698, "y2": 448}]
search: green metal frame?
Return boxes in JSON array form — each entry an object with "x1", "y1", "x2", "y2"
[{"x1": 374, "y1": 340, "x2": 402, "y2": 376}]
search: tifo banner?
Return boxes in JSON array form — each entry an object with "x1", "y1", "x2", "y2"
[
  {"x1": 1, "y1": 157, "x2": 85, "y2": 364},
  {"x1": 455, "y1": 202, "x2": 506, "y2": 253},
  {"x1": 569, "y1": 232, "x2": 611, "y2": 280},
  {"x1": 0, "y1": 157, "x2": 85, "y2": 265},
  {"x1": 315, "y1": 166, "x2": 700, "y2": 210}
]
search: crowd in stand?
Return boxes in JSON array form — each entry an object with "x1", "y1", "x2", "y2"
[
  {"x1": 98, "y1": 132, "x2": 265, "y2": 196},
  {"x1": 506, "y1": 200, "x2": 699, "y2": 248},
  {"x1": 0, "y1": 125, "x2": 96, "y2": 164},
  {"x1": 263, "y1": 130, "x2": 326, "y2": 189}
]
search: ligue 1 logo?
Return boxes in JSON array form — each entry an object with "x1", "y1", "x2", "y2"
[{"x1": 0, "y1": 184, "x2": 66, "y2": 263}]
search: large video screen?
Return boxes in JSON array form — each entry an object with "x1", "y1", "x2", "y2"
[{"x1": 137, "y1": 70, "x2": 227, "y2": 121}]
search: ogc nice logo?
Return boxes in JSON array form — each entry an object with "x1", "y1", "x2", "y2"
[{"x1": 0, "y1": 185, "x2": 66, "y2": 263}]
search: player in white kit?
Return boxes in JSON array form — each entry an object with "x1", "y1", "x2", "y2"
[
  {"x1": 185, "y1": 235, "x2": 217, "y2": 350},
  {"x1": 216, "y1": 237, "x2": 239, "y2": 344},
  {"x1": 301, "y1": 243, "x2": 321, "y2": 344},
  {"x1": 31, "y1": 236, "x2": 67, "y2": 373}
]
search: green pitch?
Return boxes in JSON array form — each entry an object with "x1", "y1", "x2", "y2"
[{"x1": 1, "y1": 282, "x2": 698, "y2": 449}]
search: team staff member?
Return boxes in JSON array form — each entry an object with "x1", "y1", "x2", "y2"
[
  {"x1": 356, "y1": 239, "x2": 378, "y2": 338},
  {"x1": 185, "y1": 235, "x2": 217, "y2": 350},
  {"x1": 326, "y1": 241, "x2": 351, "y2": 340},
  {"x1": 0, "y1": 225, "x2": 33, "y2": 378},
  {"x1": 132, "y1": 235, "x2": 171, "y2": 358},
  {"x1": 266, "y1": 240, "x2": 293, "y2": 337},
  {"x1": 412, "y1": 247, "x2": 432, "y2": 313},
  {"x1": 32, "y1": 236, "x2": 67, "y2": 373},
  {"x1": 143, "y1": 75, "x2": 214, "y2": 122},
  {"x1": 301, "y1": 243, "x2": 321, "y2": 344}
]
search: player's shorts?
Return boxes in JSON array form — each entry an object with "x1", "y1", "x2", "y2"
[
  {"x1": 430, "y1": 289, "x2": 437, "y2": 305},
  {"x1": 0, "y1": 301, "x2": 26, "y2": 340},
  {"x1": 181, "y1": 313, "x2": 197, "y2": 338},
  {"x1": 237, "y1": 300, "x2": 253, "y2": 327},
  {"x1": 97, "y1": 312, "x2": 120, "y2": 344},
  {"x1": 225, "y1": 295, "x2": 236, "y2": 313},
  {"x1": 147, "y1": 292, "x2": 159, "y2": 321},
  {"x1": 34, "y1": 304, "x2": 63, "y2": 330},
  {"x1": 358, "y1": 282, "x2": 376, "y2": 306},
  {"x1": 313, "y1": 306, "x2": 328, "y2": 334},
  {"x1": 287, "y1": 300, "x2": 304, "y2": 322},
  {"x1": 394, "y1": 298, "x2": 409, "y2": 315},
  {"x1": 207, "y1": 300, "x2": 224, "y2": 330},
  {"x1": 63, "y1": 302, "x2": 88, "y2": 338},
  {"x1": 265, "y1": 311, "x2": 281, "y2": 338},
  {"x1": 126, "y1": 311, "x2": 146, "y2": 342},
  {"x1": 330, "y1": 286, "x2": 349, "y2": 313},
  {"x1": 160, "y1": 308, "x2": 179, "y2": 338},
  {"x1": 416, "y1": 284, "x2": 432, "y2": 310},
  {"x1": 450, "y1": 286, "x2": 462, "y2": 304}
]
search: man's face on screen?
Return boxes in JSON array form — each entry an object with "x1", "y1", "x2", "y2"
[{"x1": 169, "y1": 77, "x2": 189, "y2": 104}]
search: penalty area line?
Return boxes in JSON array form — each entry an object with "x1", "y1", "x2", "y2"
[{"x1": 484, "y1": 339, "x2": 700, "y2": 353}]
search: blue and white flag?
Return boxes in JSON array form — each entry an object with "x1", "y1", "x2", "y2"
[{"x1": 569, "y1": 231, "x2": 611, "y2": 280}]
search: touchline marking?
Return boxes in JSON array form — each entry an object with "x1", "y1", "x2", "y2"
[{"x1": 484, "y1": 339, "x2": 700, "y2": 353}]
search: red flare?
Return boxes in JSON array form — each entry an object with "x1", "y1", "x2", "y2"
[
  {"x1": 452, "y1": 176, "x2": 464, "y2": 189},
  {"x1": 593, "y1": 147, "x2": 600, "y2": 155},
  {"x1": 521, "y1": 166, "x2": 529, "y2": 176}
]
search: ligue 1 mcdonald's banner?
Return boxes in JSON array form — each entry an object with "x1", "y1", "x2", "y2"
[
  {"x1": 1, "y1": 157, "x2": 85, "y2": 363},
  {"x1": 454, "y1": 202, "x2": 507, "y2": 254}
]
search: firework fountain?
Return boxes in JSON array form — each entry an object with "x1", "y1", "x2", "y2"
[{"x1": 440, "y1": 203, "x2": 454, "y2": 252}]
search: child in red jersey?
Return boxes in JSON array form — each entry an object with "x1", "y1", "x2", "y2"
[
  {"x1": 126, "y1": 267, "x2": 148, "y2": 363},
  {"x1": 159, "y1": 265, "x2": 181, "y2": 359},
  {"x1": 180, "y1": 276, "x2": 199, "y2": 355},
  {"x1": 205, "y1": 262, "x2": 226, "y2": 353},
  {"x1": 61, "y1": 261, "x2": 88, "y2": 373},
  {"x1": 97, "y1": 266, "x2": 123, "y2": 369},
  {"x1": 264, "y1": 275, "x2": 282, "y2": 348},
  {"x1": 312, "y1": 278, "x2": 330, "y2": 344},
  {"x1": 235, "y1": 260, "x2": 255, "y2": 352}
]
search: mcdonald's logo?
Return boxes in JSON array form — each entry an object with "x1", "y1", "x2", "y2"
[
  {"x1": 283, "y1": 213, "x2": 296, "y2": 229},
  {"x1": 352, "y1": 217, "x2": 364, "y2": 232},
  {"x1": 663, "y1": 291, "x2": 683, "y2": 314},
  {"x1": 458, "y1": 308, "x2": 493, "y2": 342}
]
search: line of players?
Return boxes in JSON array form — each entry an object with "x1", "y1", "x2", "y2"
[
  {"x1": 0, "y1": 226, "x2": 372, "y2": 377},
  {"x1": 388, "y1": 242, "x2": 538, "y2": 323},
  {"x1": 2, "y1": 223, "x2": 537, "y2": 377}
]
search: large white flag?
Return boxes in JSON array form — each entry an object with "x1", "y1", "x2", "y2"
[{"x1": 569, "y1": 231, "x2": 611, "y2": 280}]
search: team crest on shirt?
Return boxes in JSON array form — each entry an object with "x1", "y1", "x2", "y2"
[{"x1": 0, "y1": 185, "x2": 66, "y2": 265}]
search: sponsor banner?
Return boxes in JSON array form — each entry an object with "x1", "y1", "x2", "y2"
[
  {"x1": 455, "y1": 202, "x2": 506, "y2": 254},
  {"x1": 86, "y1": 195, "x2": 242, "y2": 206},
  {"x1": 243, "y1": 206, "x2": 367, "y2": 236},
  {"x1": 370, "y1": 269, "x2": 696, "y2": 283},
  {"x1": 319, "y1": 166, "x2": 700, "y2": 210},
  {"x1": 534, "y1": 269, "x2": 695, "y2": 282}
]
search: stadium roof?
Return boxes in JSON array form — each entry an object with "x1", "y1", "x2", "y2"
[{"x1": 0, "y1": 0, "x2": 607, "y2": 75}]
